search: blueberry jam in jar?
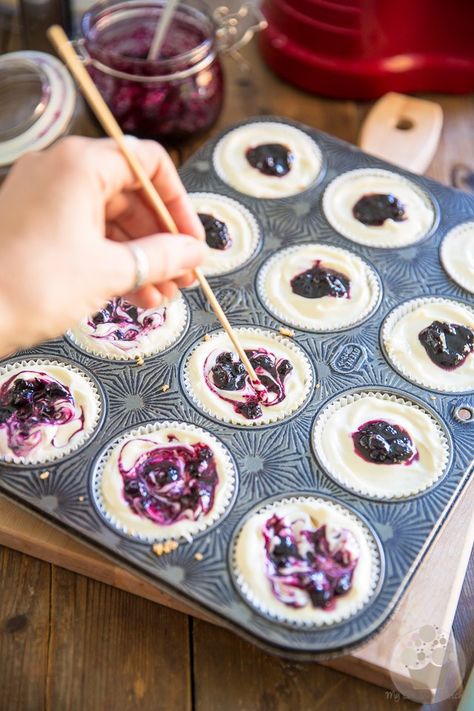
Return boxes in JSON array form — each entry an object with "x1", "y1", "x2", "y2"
[{"x1": 80, "y1": 0, "x2": 225, "y2": 140}]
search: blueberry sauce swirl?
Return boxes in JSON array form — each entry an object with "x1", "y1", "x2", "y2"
[
  {"x1": 119, "y1": 436, "x2": 219, "y2": 526},
  {"x1": 262, "y1": 513, "x2": 359, "y2": 609},
  {"x1": 204, "y1": 348, "x2": 293, "y2": 420},
  {"x1": 0, "y1": 370, "x2": 83, "y2": 457},
  {"x1": 88, "y1": 298, "x2": 166, "y2": 350},
  {"x1": 352, "y1": 419, "x2": 418, "y2": 465},
  {"x1": 418, "y1": 320, "x2": 474, "y2": 370},
  {"x1": 290, "y1": 259, "x2": 351, "y2": 300}
]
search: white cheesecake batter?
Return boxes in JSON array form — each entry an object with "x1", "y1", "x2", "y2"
[
  {"x1": 0, "y1": 360, "x2": 100, "y2": 464},
  {"x1": 183, "y1": 328, "x2": 313, "y2": 426},
  {"x1": 441, "y1": 221, "x2": 474, "y2": 294},
  {"x1": 313, "y1": 392, "x2": 449, "y2": 499},
  {"x1": 189, "y1": 193, "x2": 260, "y2": 276},
  {"x1": 68, "y1": 294, "x2": 188, "y2": 360},
  {"x1": 213, "y1": 122, "x2": 323, "y2": 199},
  {"x1": 383, "y1": 298, "x2": 474, "y2": 392},
  {"x1": 258, "y1": 243, "x2": 380, "y2": 330},
  {"x1": 323, "y1": 169, "x2": 435, "y2": 247},
  {"x1": 234, "y1": 498, "x2": 378, "y2": 625},
  {"x1": 96, "y1": 422, "x2": 235, "y2": 541}
]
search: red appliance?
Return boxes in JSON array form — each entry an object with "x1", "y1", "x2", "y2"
[{"x1": 259, "y1": 0, "x2": 474, "y2": 99}]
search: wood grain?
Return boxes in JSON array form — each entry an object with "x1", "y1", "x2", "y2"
[
  {"x1": 46, "y1": 566, "x2": 191, "y2": 711},
  {"x1": 0, "y1": 548, "x2": 50, "y2": 711}
]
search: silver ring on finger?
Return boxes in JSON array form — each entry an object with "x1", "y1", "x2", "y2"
[{"x1": 128, "y1": 243, "x2": 149, "y2": 291}]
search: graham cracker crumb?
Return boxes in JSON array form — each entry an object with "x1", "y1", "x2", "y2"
[
  {"x1": 152, "y1": 540, "x2": 178, "y2": 557},
  {"x1": 430, "y1": 395, "x2": 437, "y2": 401},
  {"x1": 161, "y1": 384, "x2": 170, "y2": 393},
  {"x1": 78, "y1": 495, "x2": 84, "y2": 502},
  {"x1": 279, "y1": 327, "x2": 295, "y2": 337},
  {"x1": 39, "y1": 471, "x2": 50, "y2": 480},
  {"x1": 194, "y1": 552, "x2": 203, "y2": 561},
  {"x1": 203, "y1": 333, "x2": 211, "y2": 342},
  {"x1": 315, "y1": 383, "x2": 321, "y2": 389},
  {"x1": 135, "y1": 355, "x2": 145, "y2": 366}
]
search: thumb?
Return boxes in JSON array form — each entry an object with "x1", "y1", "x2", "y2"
[{"x1": 108, "y1": 233, "x2": 207, "y2": 294}]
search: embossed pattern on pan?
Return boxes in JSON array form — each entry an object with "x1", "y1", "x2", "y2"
[{"x1": 0, "y1": 117, "x2": 473, "y2": 660}]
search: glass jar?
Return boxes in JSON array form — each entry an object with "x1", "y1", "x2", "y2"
[
  {"x1": 78, "y1": 0, "x2": 265, "y2": 141},
  {"x1": 0, "y1": 51, "x2": 77, "y2": 175}
]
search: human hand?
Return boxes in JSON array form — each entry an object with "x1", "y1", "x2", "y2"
[{"x1": 0, "y1": 136, "x2": 207, "y2": 355}]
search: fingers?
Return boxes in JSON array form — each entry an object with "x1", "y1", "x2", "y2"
[
  {"x1": 105, "y1": 232, "x2": 207, "y2": 298},
  {"x1": 52, "y1": 136, "x2": 204, "y2": 241}
]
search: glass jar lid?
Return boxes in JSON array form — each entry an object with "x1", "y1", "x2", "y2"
[{"x1": 0, "y1": 51, "x2": 76, "y2": 167}]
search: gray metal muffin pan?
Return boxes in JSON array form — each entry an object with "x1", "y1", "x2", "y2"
[{"x1": 0, "y1": 117, "x2": 473, "y2": 659}]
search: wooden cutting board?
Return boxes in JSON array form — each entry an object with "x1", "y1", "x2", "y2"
[{"x1": 0, "y1": 473, "x2": 473, "y2": 704}]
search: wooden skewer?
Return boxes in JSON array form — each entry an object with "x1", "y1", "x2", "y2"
[
  {"x1": 47, "y1": 25, "x2": 261, "y2": 388},
  {"x1": 147, "y1": 0, "x2": 180, "y2": 61}
]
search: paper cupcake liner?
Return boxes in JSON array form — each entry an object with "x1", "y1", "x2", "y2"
[
  {"x1": 382, "y1": 296, "x2": 474, "y2": 393},
  {"x1": 182, "y1": 327, "x2": 314, "y2": 427},
  {"x1": 256, "y1": 243, "x2": 382, "y2": 332},
  {"x1": 92, "y1": 421, "x2": 237, "y2": 543},
  {"x1": 188, "y1": 192, "x2": 261, "y2": 276},
  {"x1": 66, "y1": 293, "x2": 189, "y2": 361},
  {"x1": 322, "y1": 169, "x2": 436, "y2": 248},
  {"x1": 0, "y1": 358, "x2": 102, "y2": 466},
  {"x1": 312, "y1": 390, "x2": 450, "y2": 500},
  {"x1": 212, "y1": 121, "x2": 323, "y2": 199},
  {"x1": 440, "y1": 221, "x2": 474, "y2": 294},
  {"x1": 231, "y1": 495, "x2": 381, "y2": 627}
]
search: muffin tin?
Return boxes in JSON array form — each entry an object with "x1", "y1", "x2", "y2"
[{"x1": 0, "y1": 117, "x2": 473, "y2": 659}]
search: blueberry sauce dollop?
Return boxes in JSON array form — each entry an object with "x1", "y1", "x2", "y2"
[
  {"x1": 198, "y1": 213, "x2": 232, "y2": 251},
  {"x1": 352, "y1": 193, "x2": 406, "y2": 226},
  {"x1": 262, "y1": 513, "x2": 359, "y2": 610},
  {"x1": 290, "y1": 259, "x2": 351, "y2": 299},
  {"x1": 88, "y1": 297, "x2": 166, "y2": 346},
  {"x1": 205, "y1": 348, "x2": 293, "y2": 420},
  {"x1": 0, "y1": 371, "x2": 82, "y2": 457},
  {"x1": 245, "y1": 143, "x2": 293, "y2": 177},
  {"x1": 119, "y1": 436, "x2": 218, "y2": 525},
  {"x1": 418, "y1": 320, "x2": 474, "y2": 370},
  {"x1": 352, "y1": 419, "x2": 417, "y2": 465}
]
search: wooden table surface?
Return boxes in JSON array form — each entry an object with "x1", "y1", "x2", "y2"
[{"x1": 1, "y1": 18, "x2": 474, "y2": 711}]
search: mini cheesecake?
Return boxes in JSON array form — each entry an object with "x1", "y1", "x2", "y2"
[
  {"x1": 233, "y1": 497, "x2": 379, "y2": 625},
  {"x1": 183, "y1": 328, "x2": 313, "y2": 426},
  {"x1": 258, "y1": 243, "x2": 380, "y2": 330},
  {"x1": 323, "y1": 169, "x2": 435, "y2": 247},
  {"x1": 213, "y1": 122, "x2": 323, "y2": 199}
]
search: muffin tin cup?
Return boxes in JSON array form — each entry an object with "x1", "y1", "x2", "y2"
[
  {"x1": 322, "y1": 168, "x2": 438, "y2": 248},
  {"x1": 256, "y1": 243, "x2": 382, "y2": 332},
  {"x1": 188, "y1": 192, "x2": 262, "y2": 277},
  {"x1": 0, "y1": 358, "x2": 103, "y2": 466},
  {"x1": 381, "y1": 296, "x2": 474, "y2": 394},
  {"x1": 181, "y1": 326, "x2": 314, "y2": 428},
  {"x1": 312, "y1": 389, "x2": 451, "y2": 501},
  {"x1": 66, "y1": 293, "x2": 190, "y2": 361},
  {"x1": 212, "y1": 121, "x2": 325, "y2": 200},
  {"x1": 440, "y1": 221, "x2": 474, "y2": 294},
  {"x1": 230, "y1": 494, "x2": 382, "y2": 628},
  {"x1": 91, "y1": 420, "x2": 237, "y2": 543}
]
